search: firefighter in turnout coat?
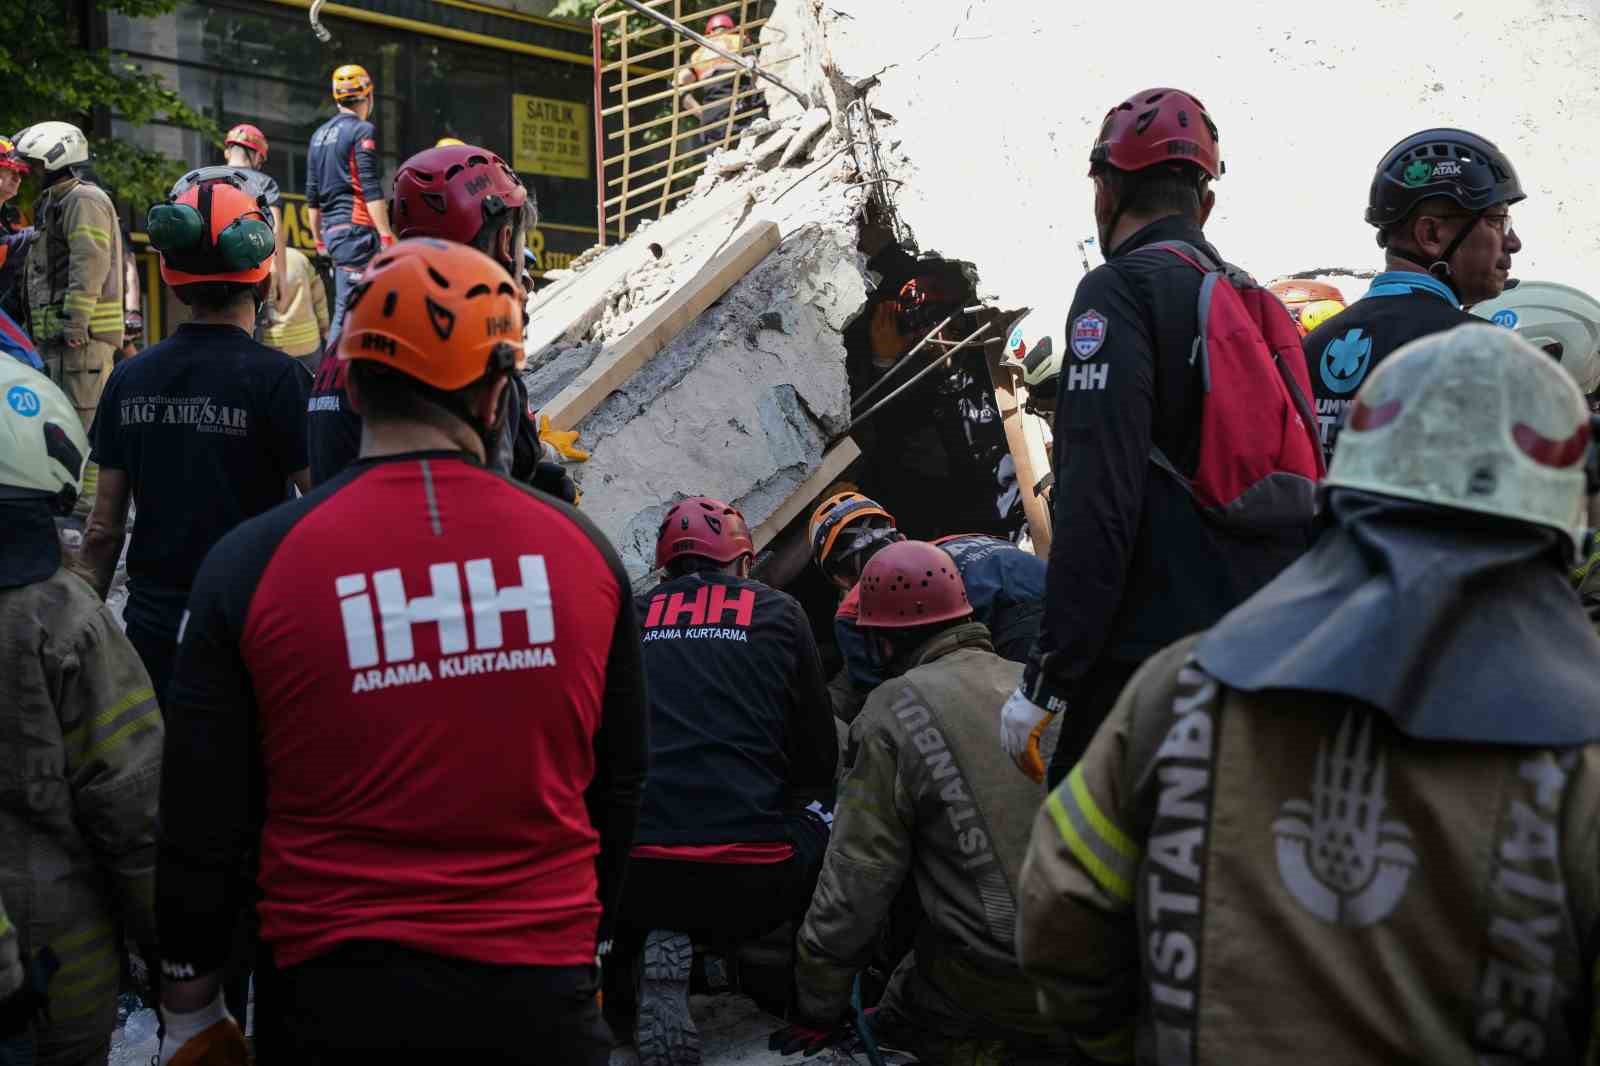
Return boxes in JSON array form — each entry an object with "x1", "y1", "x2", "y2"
[
  {"x1": 786, "y1": 540, "x2": 1070, "y2": 1065},
  {"x1": 1017, "y1": 324, "x2": 1600, "y2": 1064}
]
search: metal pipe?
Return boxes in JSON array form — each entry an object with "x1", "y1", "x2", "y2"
[
  {"x1": 845, "y1": 321, "x2": 993, "y2": 435},
  {"x1": 611, "y1": 0, "x2": 810, "y2": 107},
  {"x1": 849, "y1": 314, "x2": 954, "y2": 414},
  {"x1": 309, "y1": 0, "x2": 332, "y2": 40}
]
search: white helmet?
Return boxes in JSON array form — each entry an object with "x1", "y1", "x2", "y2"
[
  {"x1": 0, "y1": 361, "x2": 89, "y2": 513},
  {"x1": 1003, "y1": 305, "x2": 1066, "y2": 414},
  {"x1": 12, "y1": 121, "x2": 89, "y2": 174},
  {"x1": 1471, "y1": 280, "x2": 1600, "y2": 395},
  {"x1": 1326, "y1": 323, "x2": 1592, "y2": 559}
]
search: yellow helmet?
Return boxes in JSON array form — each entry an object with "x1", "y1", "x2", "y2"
[
  {"x1": 332, "y1": 63, "x2": 374, "y2": 102},
  {"x1": 1298, "y1": 299, "x2": 1347, "y2": 334},
  {"x1": 435, "y1": 136, "x2": 466, "y2": 148},
  {"x1": 808, "y1": 491, "x2": 896, "y2": 573}
]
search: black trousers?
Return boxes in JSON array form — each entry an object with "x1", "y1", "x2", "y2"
[
  {"x1": 253, "y1": 940, "x2": 610, "y2": 1065},
  {"x1": 1045, "y1": 658, "x2": 1141, "y2": 790}
]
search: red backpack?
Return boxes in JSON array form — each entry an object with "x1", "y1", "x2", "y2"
[{"x1": 1145, "y1": 241, "x2": 1325, "y2": 529}]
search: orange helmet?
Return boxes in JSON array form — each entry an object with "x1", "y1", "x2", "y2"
[
  {"x1": 809, "y1": 490, "x2": 896, "y2": 572},
  {"x1": 150, "y1": 178, "x2": 275, "y2": 287},
  {"x1": 338, "y1": 239, "x2": 525, "y2": 392},
  {"x1": 224, "y1": 123, "x2": 269, "y2": 162},
  {"x1": 1268, "y1": 279, "x2": 1348, "y2": 337},
  {"x1": 332, "y1": 63, "x2": 374, "y2": 102}
]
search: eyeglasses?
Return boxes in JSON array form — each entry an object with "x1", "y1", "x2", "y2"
[{"x1": 1426, "y1": 211, "x2": 1515, "y2": 234}]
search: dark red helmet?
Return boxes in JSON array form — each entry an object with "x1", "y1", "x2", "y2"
[
  {"x1": 391, "y1": 144, "x2": 530, "y2": 248},
  {"x1": 706, "y1": 13, "x2": 736, "y2": 32},
  {"x1": 858, "y1": 540, "x2": 971, "y2": 629},
  {"x1": 1089, "y1": 87, "x2": 1222, "y2": 181},
  {"x1": 896, "y1": 274, "x2": 960, "y2": 335},
  {"x1": 655, "y1": 496, "x2": 755, "y2": 569}
]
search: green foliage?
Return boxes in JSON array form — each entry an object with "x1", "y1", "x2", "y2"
[{"x1": 0, "y1": 0, "x2": 220, "y2": 210}]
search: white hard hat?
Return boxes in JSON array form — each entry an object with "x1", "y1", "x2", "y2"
[
  {"x1": 12, "y1": 121, "x2": 89, "y2": 173},
  {"x1": 1003, "y1": 305, "x2": 1066, "y2": 413},
  {"x1": 1471, "y1": 280, "x2": 1600, "y2": 395},
  {"x1": 0, "y1": 361, "x2": 89, "y2": 512},
  {"x1": 1326, "y1": 323, "x2": 1592, "y2": 559}
]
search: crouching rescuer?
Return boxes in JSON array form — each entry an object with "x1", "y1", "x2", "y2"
[
  {"x1": 610, "y1": 497, "x2": 836, "y2": 1066},
  {"x1": 777, "y1": 540, "x2": 1073, "y2": 1064},
  {"x1": 154, "y1": 239, "x2": 647, "y2": 1065}
]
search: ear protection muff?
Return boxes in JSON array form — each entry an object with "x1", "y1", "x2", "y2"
[{"x1": 147, "y1": 180, "x2": 274, "y2": 272}]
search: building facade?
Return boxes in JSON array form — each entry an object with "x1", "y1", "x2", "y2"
[{"x1": 107, "y1": 0, "x2": 598, "y2": 340}]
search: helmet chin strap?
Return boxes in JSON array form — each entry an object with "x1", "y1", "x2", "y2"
[{"x1": 1393, "y1": 211, "x2": 1483, "y2": 303}]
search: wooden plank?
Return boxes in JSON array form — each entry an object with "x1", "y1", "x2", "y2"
[
  {"x1": 524, "y1": 180, "x2": 754, "y2": 361},
  {"x1": 987, "y1": 346, "x2": 1053, "y2": 557},
  {"x1": 752, "y1": 436, "x2": 862, "y2": 550},
  {"x1": 542, "y1": 220, "x2": 783, "y2": 429}
]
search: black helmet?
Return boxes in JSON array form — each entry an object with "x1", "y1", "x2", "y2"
[{"x1": 1366, "y1": 128, "x2": 1524, "y2": 240}]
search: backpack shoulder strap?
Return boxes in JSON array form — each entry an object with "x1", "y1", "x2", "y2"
[{"x1": 1145, "y1": 239, "x2": 1219, "y2": 275}]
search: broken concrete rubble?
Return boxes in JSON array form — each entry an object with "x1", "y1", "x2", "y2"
[{"x1": 523, "y1": 114, "x2": 872, "y2": 582}]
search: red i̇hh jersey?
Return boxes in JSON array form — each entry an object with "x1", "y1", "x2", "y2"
[{"x1": 156, "y1": 451, "x2": 647, "y2": 974}]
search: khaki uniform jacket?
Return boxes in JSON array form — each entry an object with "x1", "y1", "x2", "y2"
[
  {"x1": 796, "y1": 622, "x2": 1061, "y2": 1048},
  {"x1": 262, "y1": 246, "x2": 328, "y2": 358},
  {"x1": 1018, "y1": 634, "x2": 1600, "y2": 1065},
  {"x1": 24, "y1": 178, "x2": 123, "y2": 346},
  {"x1": 0, "y1": 568, "x2": 161, "y2": 1061}
]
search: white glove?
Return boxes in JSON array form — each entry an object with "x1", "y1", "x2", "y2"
[
  {"x1": 1001, "y1": 685, "x2": 1056, "y2": 783},
  {"x1": 158, "y1": 991, "x2": 245, "y2": 1066}
]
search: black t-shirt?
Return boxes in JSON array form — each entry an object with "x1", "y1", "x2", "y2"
[
  {"x1": 1302, "y1": 272, "x2": 1476, "y2": 466},
  {"x1": 634, "y1": 572, "x2": 836, "y2": 846},
  {"x1": 90, "y1": 322, "x2": 309, "y2": 598}
]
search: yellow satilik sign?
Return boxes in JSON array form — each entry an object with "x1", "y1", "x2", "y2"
[{"x1": 512, "y1": 94, "x2": 590, "y2": 180}]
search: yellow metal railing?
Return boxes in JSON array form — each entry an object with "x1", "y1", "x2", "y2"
[{"x1": 592, "y1": 0, "x2": 789, "y2": 244}]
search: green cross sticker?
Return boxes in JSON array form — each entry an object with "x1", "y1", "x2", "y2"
[{"x1": 1402, "y1": 160, "x2": 1434, "y2": 187}]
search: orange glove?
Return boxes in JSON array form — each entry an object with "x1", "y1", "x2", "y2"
[{"x1": 379, "y1": 233, "x2": 396, "y2": 249}]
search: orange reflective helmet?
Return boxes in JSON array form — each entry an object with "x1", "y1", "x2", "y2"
[
  {"x1": 152, "y1": 179, "x2": 275, "y2": 287},
  {"x1": 332, "y1": 63, "x2": 374, "y2": 103},
  {"x1": 1268, "y1": 279, "x2": 1348, "y2": 337},
  {"x1": 809, "y1": 490, "x2": 896, "y2": 573},
  {"x1": 338, "y1": 239, "x2": 526, "y2": 392}
]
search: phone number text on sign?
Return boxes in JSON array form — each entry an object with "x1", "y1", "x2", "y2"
[{"x1": 512, "y1": 94, "x2": 591, "y2": 180}]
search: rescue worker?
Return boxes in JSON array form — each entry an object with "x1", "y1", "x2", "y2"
[
  {"x1": 615, "y1": 496, "x2": 836, "y2": 1066},
  {"x1": 219, "y1": 123, "x2": 290, "y2": 320},
  {"x1": 1266, "y1": 278, "x2": 1347, "y2": 337},
  {"x1": 778, "y1": 540, "x2": 1070, "y2": 1064},
  {"x1": 80, "y1": 174, "x2": 310, "y2": 707},
  {"x1": 0, "y1": 362, "x2": 161, "y2": 1065},
  {"x1": 1471, "y1": 279, "x2": 1600, "y2": 629},
  {"x1": 261, "y1": 245, "x2": 329, "y2": 373},
  {"x1": 305, "y1": 63, "x2": 396, "y2": 338},
  {"x1": 0, "y1": 136, "x2": 34, "y2": 326},
  {"x1": 1302, "y1": 128, "x2": 1524, "y2": 465},
  {"x1": 155, "y1": 240, "x2": 646, "y2": 1064},
  {"x1": 309, "y1": 142, "x2": 579, "y2": 502},
  {"x1": 855, "y1": 272, "x2": 1021, "y2": 540},
  {"x1": 675, "y1": 13, "x2": 757, "y2": 153},
  {"x1": 13, "y1": 121, "x2": 123, "y2": 519},
  {"x1": 1003, "y1": 88, "x2": 1310, "y2": 786},
  {"x1": 1017, "y1": 323, "x2": 1600, "y2": 1063},
  {"x1": 810, "y1": 491, "x2": 1046, "y2": 720}
]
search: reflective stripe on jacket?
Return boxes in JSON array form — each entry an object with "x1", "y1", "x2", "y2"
[{"x1": 24, "y1": 178, "x2": 123, "y2": 345}]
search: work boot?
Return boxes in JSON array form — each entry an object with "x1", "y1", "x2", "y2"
[{"x1": 636, "y1": 929, "x2": 698, "y2": 1066}]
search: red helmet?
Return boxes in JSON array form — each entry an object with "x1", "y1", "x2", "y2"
[
  {"x1": 706, "y1": 13, "x2": 736, "y2": 32},
  {"x1": 858, "y1": 540, "x2": 971, "y2": 629},
  {"x1": 392, "y1": 144, "x2": 530, "y2": 250},
  {"x1": 0, "y1": 136, "x2": 29, "y2": 175},
  {"x1": 896, "y1": 274, "x2": 960, "y2": 335},
  {"x1": 1089, "y1": 87, "x2": 1222, "y2": 181},
  {"x1": 224, "y1": 123, "x2": 269, "y2": 163},
  {"x1": 654, "y1": 496, "x2": 755, "y2": 569}
]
